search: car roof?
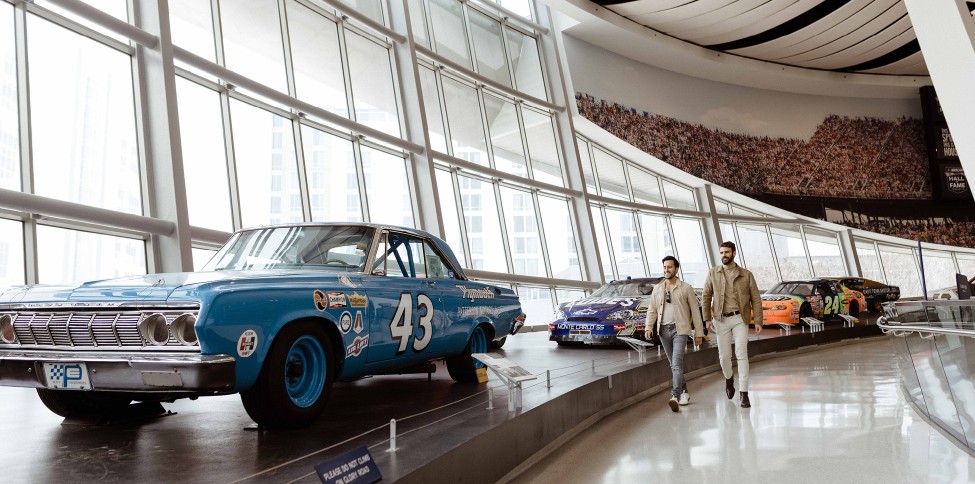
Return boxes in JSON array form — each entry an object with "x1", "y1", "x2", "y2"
[
  {"x1": 232, "y1": 222, "x2": 467, "y2": 280},
  {"x1": 606, "y1": 277, "x2": 664, "y2": 284}
]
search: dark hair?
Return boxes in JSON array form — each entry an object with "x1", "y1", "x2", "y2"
[
  {"x1": 661, "y1": 255, "x2": 680, "y2": 268},
  {"x1": 719, "y1": 241, "x2": 736, "y2": 252}
]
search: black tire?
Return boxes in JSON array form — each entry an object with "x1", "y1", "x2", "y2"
[
  {"x1": 36, "y1": 389, "x2": 132, "y2": 418},
  {"x1": 489, "y1": 336, "x2": 507, "y2": 349},
  {"x1": 240, "y1": 321, "x2": 335, "y2": 430},
  {"x1": 849, "y1": 301, "x2": 860, "y2": 318},
  {"x1": 871, "y1": 298, "x2": 883, "y2": 313},
  {"x1": 799, "y1": 303, "x2": 813, "y2": 318},
  {"x1": 447, "y1": 325, "x2": 490, "y2": 383}
]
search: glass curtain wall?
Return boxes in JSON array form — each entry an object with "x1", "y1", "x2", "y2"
[{"x1": 3, "y1": 0, "x2": 975, "y2": 306}]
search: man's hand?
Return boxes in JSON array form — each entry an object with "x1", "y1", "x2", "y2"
[
  {"x1": 706, "y1": 320, "x2": 715, "y2": 333},
  {"x1": 754, "y1": 324, "x2": 763, "y2": 335},
  {"x1": 694, "y1": 336, "x2": 702, "y2": 347},
  {"x1": 644, "y1": 330, "x2": 653, "y2": 340}
]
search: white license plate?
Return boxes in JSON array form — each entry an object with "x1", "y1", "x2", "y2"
[{"x1": 43, "y1": 363, "x2": 92, "y2": 390}]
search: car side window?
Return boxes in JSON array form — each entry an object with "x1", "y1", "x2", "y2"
[
  {"x1": 423, "y1": 242, "x2": 455, "y2": 279},
  {"x1": 373, "y1": 233, "x2": 454, "y2": 279}
]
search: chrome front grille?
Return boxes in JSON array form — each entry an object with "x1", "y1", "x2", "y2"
[{"x1": 4, "y1": 308, "x2": 199, "y2": 350}]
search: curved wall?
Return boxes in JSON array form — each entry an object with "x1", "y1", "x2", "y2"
[{"x1": 563, "y1": 36, "x2": 923, "y2": 139}]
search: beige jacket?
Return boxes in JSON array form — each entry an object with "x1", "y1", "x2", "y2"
[
  {"x1": 644, "y1": 279, "x2": 704, "y2": 337},
  {"x1": 702, "y1": 263, "x2": 763, "y2": 325}
]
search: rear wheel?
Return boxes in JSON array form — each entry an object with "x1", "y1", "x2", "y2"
[
  {"x1": 871, "y1": 298, "x2": 883, "y2": 313},
  {"x1": 240, "y1": 321, "x2": 335, "y2": 429},
  {"x1": 447, "y1": 325, "x2": 489, "y2": 383},
  {"x1": 799, "y1": 303, "x2": 812, "y2": 319},
  {"x1": 36, "y1": 390, "x2": 132, "y2": 418},
  {"x1": 849, "y1": 301, "x2": 860, "y2": 318}
]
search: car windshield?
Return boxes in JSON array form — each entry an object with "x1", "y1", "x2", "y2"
[
  {"x1": 768, "y1": 282, "x2": 815, "y2": 296},
  {"x1": 590, "y1": 280, "x2": 653, "y2": 297},
  {"x1": 204, "y1": 226, "x2": 373, "y2": 272}
]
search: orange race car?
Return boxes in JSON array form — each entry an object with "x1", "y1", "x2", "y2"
[{"x1": 761, "y1": 278, "x2": 867, "y2": 326}]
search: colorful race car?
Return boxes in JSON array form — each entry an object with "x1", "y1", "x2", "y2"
[
  {"x1": 0, "y1": 223, "x2": 524, "y2": 429},
  {"x1": 829, "y1": 277, "x2": 900, "y2": 312},
  {"x1": 549, "y1": 278, "x2": 661, "y2": 345},
  {"x1": 761, "y1": 279, "x2": 867, "y2": 326}
]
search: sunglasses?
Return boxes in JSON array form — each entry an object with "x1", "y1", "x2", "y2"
[{"x1": 665, "y1": 290, "x2": 671, "y2": 303}]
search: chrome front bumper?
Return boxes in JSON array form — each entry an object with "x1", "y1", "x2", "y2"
[{"x1": 0, "y1": 350, "x2": 236, "y2": 393}]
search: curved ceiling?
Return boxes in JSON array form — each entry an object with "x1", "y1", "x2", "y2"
[{"x1": 586, "y1": 0, "x2": 971, "y2": 76}]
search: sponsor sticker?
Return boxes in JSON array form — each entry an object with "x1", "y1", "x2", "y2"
[
  {"x1": 349, "y1": 292, "x2": 367, "y2": 308},
  {"x1": 340, "y1": 311, "x2": 353, "y2": 333},
  {"x1": 339, "y1": 275, "x2": 358, "y2": 288},
  {"x1": 327, "y1": 292, "x2": 348, "y2": 309},
  {"x1": 572, "y1": 308, "x2": 599, "y2": 316},
  {"x1": 314, "y1": 289, "x2": 328, "y2": 311},
  {"x1": 353, "y1": 311, "x2": 364, "y2": 334},
  {"x1": 238, "y1": 329, "x2": 258, "y2": 358},
  {"x1": 346, "y1": 335, "x2": 369, "y2": 358}
]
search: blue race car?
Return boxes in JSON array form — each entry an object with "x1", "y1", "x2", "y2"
[
  {"x1": 0, "y1": 223, "x2": 524, "y2": 429},
  {"x1": 549, "y1": 278, "x2": 661, "y2": 345}
]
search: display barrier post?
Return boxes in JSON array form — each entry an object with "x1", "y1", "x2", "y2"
[
  {"x1": 800, "y1": 317, "x2": 824, "y2": 332},
  {"x1": 616, "y1": 336, "x2": 656, "y2": 363},
  {"x1": 472, "y1": 353, "x2": 537, "y2": 412}
]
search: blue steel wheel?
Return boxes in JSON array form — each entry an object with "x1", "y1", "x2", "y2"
[
  {"x1": 284, "y1": 335, "x2": 327, "y2": 408},
  {"x1": 447, "y1": 325, "x2": 491, "y2": 383},
  {"x1": 241, "y1": 321, "x2": 335, "y2": 429}
]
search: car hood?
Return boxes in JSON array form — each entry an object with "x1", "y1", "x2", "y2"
[
  {"x1": 559, "y1": 296, "x2": 646, "y2": 318},
  {"x1": 761, "y1": 294, "x2": 805, "y2": 304},
  {"x1": 0, "y1": 269, "x2": 348, "y2": 305}
]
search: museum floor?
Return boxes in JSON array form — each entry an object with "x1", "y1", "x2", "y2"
[
  {"x1": 509, "y1": 338, "x2": 975, "y2": 484},
  {"x1": 2, "y1": 321, "x2": 971, "y2": 483}
]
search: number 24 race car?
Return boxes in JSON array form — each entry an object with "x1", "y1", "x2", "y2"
[
  {"x1": 0, "y1": 223, "x2": 524, "y2": 429},
  {"x1": 761, "y1": 279, "x2": 866, "y2": 327}
]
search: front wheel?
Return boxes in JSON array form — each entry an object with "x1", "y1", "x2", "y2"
[
  {"x1": 489, "y1": 336, "x2": 507, "y2": 349},
  {"x1": 240, "y1": 321, "x2": 335, "y2": 429},
  {"x1": 799, "y1": 303, "x2": 813, "y2": 319},
  {"x1": 871, "y1": 298, "x2": 883, "y2": 313},
  {"x1": 447, "y1": 325, "x2": 489, "y2": 383},
  {"x1": 36, "y1": 389, "x2": 132, "y2": 418}
]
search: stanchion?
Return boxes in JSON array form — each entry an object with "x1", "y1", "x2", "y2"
[
  {"x1": 546, "y1": 369, "x2": 551, "y2": 389},
  {"x1": 487, "y1": 387, "x2": 494, "y2": 410},
  {"x1": 591, "y1": 359, "x2": 595, "y2": 375},
  {"x1": 608, "y1": 374, "x2": 613, "y2": 389},
  {"x1": 387, "y1": 418, "x2": 397, "y2": 453}
]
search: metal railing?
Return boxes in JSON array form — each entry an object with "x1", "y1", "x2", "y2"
[{"x1": 879, "y1": 299, "x2": 975, "y2": 454}]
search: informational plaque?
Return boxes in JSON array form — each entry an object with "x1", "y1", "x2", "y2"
[{"x1": 315, "y1": 446, "x2": 381, "y2": 484}]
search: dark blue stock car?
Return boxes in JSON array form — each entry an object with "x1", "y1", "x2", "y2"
[
  {"x1": 0, "y1": 223, "x2": 524, "y2": 429},
  {"x1": 549, "y1": 278, "x2": 662, "y2": 345}
]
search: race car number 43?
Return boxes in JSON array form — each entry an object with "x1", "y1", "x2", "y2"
[{"x1": 43, "y1": 362, "x2": 92, "y2": 390}]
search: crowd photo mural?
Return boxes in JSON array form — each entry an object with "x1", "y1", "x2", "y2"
[{"x1": 576, "y1": 93, "x2": 975, "y2": 249}]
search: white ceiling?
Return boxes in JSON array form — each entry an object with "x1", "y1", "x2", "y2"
[{"x1": 545, "y1": 0, "x2": 965, "y2": 97}]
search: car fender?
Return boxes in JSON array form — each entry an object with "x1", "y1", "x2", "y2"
[{"x1": 195, "y1": 289, "x2": 347, "y2": 391}]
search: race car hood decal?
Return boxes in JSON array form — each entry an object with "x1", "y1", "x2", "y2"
[
  {"x1": 558, "y1": 296, "x2": 647, "y2": 319},
  {"x1": 761, "y1": 294, "x2": 804, "y2": 303}
]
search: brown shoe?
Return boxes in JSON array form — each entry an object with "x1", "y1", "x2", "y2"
[
  {"x1": 725, "y1": 378, "x2": 735, "y2": 399},
  {"x1": 740, "y1": 391, "x2": 751, "y2": 408}
]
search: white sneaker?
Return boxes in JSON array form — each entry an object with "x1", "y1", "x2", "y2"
[
  {"x1": 668, "y1": 397, "x2": 679, "y2": 412},
  {"x1": 679, "y1": 392, "x2": 690, "y2": 406}
]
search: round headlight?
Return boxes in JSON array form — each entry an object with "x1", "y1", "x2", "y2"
[
  {"x1": 140, "y1": 313, "x2": 170, "y2": 346},
  {"x1": 0, "y1": 314, "x2": 15, "y2": 344},
  {"x1": 170, "y1": 314, "x2": 198, "y2": 346}
]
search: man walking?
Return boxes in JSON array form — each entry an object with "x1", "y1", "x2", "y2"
[
  {"x1": 644, "y1": 256, "x2": 704, "y2": 412},
  {"x1": 702, "y1": 242, "x2": 763, "y2": 408}
]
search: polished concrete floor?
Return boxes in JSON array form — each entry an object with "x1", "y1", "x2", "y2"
[{"x1": 510, "y1": 338, "x2": 975, "y2": 484}]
